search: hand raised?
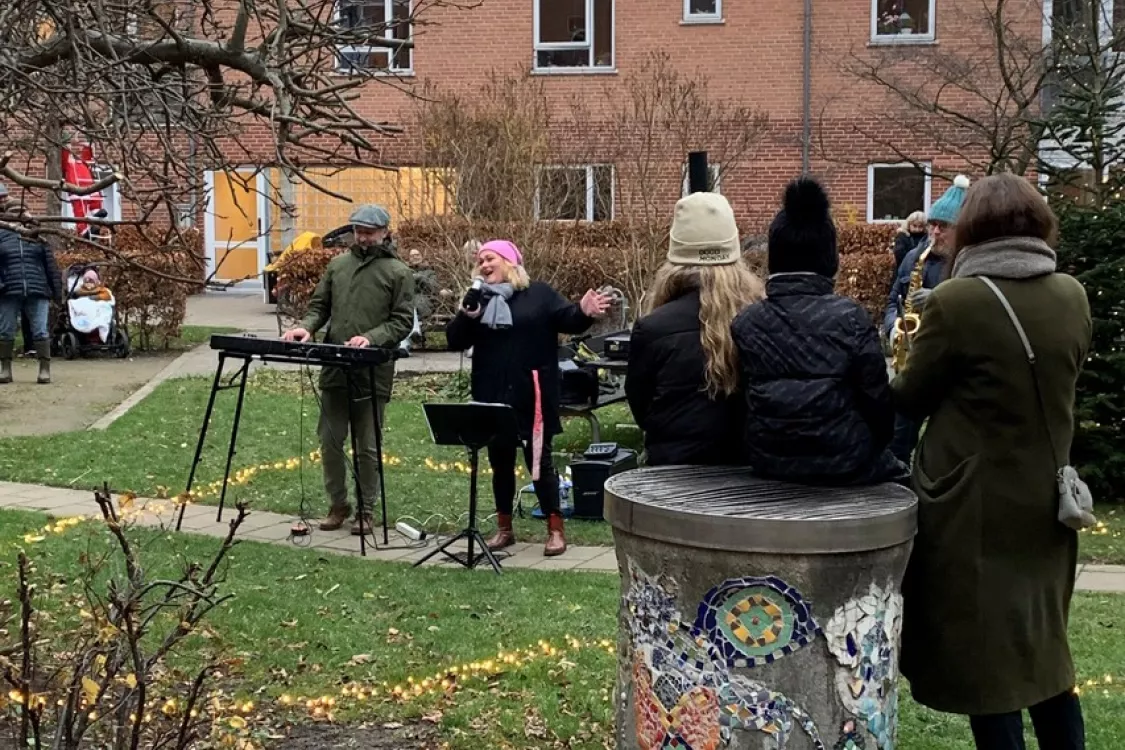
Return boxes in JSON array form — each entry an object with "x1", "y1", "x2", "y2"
[{"x1": 580, "y1": 289, "x2": 612, "y2": 318}]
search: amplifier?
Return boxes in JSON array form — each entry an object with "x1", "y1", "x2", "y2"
[
  {"x1": 603, "y1": 332, "x2": 631, "y2": 360},
  {"x1": 569, "y1": 447, "x2": 638, "y2": 520}
]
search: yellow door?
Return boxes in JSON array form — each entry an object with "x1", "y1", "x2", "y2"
[{"x1": 209, "y1": 171, "x2": 262, "y2": 283}]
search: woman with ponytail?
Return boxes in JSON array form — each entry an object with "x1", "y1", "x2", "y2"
[
  {"x1": 626, "y1": 192, "x2": 765, "y2": 465},
  {"x1": 731, "y1": 177, "x2": 905, "y2": 485}
]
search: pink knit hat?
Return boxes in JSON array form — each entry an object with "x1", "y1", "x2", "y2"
[{"x1": 477, "y1": 239, "x2": 523, "y2": 267}]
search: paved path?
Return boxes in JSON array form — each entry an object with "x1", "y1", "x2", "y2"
[
  {"x1": 3, "y1": 480, "x2": 1124, "y2": 586},
  {"x1": 0, "y1": 481, "x2": 618, "y2": 573}
]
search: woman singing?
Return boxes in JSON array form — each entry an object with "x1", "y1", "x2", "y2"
[
  {"x1": 446, "y1": 240, "x2": 611, "y2": 557},
  {"x1": 626, "y1": 192, "x2": 765, "y2": 464}
]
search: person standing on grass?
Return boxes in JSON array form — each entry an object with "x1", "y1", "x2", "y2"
[
  {"x1": 282, "y1": 205, "x2": 415, "y2": 535},
  {"x1": 893, "y1": 174, "x2": 1092, "y2": 750},
  {"x1": 446, "y1": 240, "x2": 612, "y2": 557},
  {"x1": 0, "y1": 205, "x2": 61, "y2": 385},
  {"x1": 626, "y1": 191, "x2": 765, "y2": 465}
]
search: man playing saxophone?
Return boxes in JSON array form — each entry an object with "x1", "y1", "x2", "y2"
[{"x1": 882, "y1": 174, "x2": 970, "y2": 463}]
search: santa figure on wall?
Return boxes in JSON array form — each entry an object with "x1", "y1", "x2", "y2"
[{"x1": 60, "y1": 134, "x2": 104, "y2": 236}]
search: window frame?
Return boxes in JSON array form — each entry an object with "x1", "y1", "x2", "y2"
[
  {"x1": 866, "y1": 162, "x2": 933, "y2": 223},
  {"x1": 534, "y1": 164, "x2": 615, "y2": 222},
  {"x1": 532, "y1": 0, "x2": 615, "y2": 72},
  {"x1": 335, "y1": 0, "x2": 413, "y2": 76},
  {"x1": 681, "y1": 162, "x2": 722, "y2": 196},
  {"x1": 682, "y1": 0, "x2": 722, "y2": 23},
  {"x1": 870, "y1": 0, "x2": 936, "y2": 44}
]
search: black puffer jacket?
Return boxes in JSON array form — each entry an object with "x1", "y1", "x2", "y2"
[
  {"x1": 446, "y1": 281, "x2": 594, "y2": 440},
  {"x1": 0, "y1": 228, "x2": 61, "y2": 301},
  {"x1": 625, "y1": 289, "x2": 743, "y2": 465},
  {"x1": 731, "y1": 273, "x2": 903, "y2": 485}
]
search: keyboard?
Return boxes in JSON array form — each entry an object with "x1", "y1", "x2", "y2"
[{"x1": 211, "y1": 334, "x2": 401, "y2": 367}]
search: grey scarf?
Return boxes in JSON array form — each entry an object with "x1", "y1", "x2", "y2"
[
  {"x1": 951, "y1": 237, "x2": 1057, "y2": 280},
  {"x1": 480, "y1": 282, "x2": 515, "y2": 329}
]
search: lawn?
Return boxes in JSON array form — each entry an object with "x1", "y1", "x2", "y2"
[
  {"x1": 1, "y1": 506, "x2": 1123, "y2": 749},
  {"x1": 0, "y1": 370, "x2": 641, "y2": 546}
]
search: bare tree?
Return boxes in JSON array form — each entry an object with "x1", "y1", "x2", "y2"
[{"x1": 0, "y1": 0, "x2": 469, "y2": 280}]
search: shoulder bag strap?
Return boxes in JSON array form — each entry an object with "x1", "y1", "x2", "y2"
[{"x1": 978, "y1": 277, "x2": 1061, "y2": 468}]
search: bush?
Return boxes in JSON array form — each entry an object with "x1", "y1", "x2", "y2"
[
  {"x1": 55, "y1": 226, "x2": 204, "y2": 351},
  {"x1": 1055, "y1": 199, "x2": 1125, "y2": 501}
]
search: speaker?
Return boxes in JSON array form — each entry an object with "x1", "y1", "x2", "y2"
[
  {"x1": 570, "y1": 448, "x2": 639, "y2": 520},
  {"x1": 687, "y1": 151, "x2": 711, "y2": 194}
]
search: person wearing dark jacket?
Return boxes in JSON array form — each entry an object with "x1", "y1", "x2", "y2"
[
  {"x1": 891, "y1": 210, "x2": 929, "y2": 278},
  {"x1": 626, "y1": 192, "x2": 765, "y2": 465},
  {"x1": 731, "y1": 177, "x2": 904, "y2": 485},
  {"x1": 0, "y1": 220, "x2": 61, "y2": 384},
  {"x1": 446, "y1": 240, "x2": 611, "y2": 557}
]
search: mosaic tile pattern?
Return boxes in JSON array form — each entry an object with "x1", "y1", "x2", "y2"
[
  {"x1": 624, "y1": 559, "x2": 825, "y2": 750},
  {"x1": 824, "y1": 583, "x2": 903, "y2": 750},
  {"x1": 691, "y1": 576, "x2": 821, "y2": 668},
  {"x1": 833, "y1": 719, "x2": 867, "y2": 750}
]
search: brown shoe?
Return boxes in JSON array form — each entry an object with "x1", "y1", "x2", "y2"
[
  {"x1": 351, "y1": 515, "x2": 373, "y2": 536},
  {"x1": 485, "y1": 513, "x2": 516, "y2": 551},
  {"x1": 544, "y1": 513, "x2": 566, "y2": 557},
  {"x1": 319, "y1": 505, "x2": 351, "y2": 531}
]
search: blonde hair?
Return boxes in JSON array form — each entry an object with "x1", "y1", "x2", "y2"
[
  {"x1": 644, "y1": 260, "x2": 765, "y2": 398},
  {"x1": 901, "y1": 210, "x2": 927, "y2": 234}
]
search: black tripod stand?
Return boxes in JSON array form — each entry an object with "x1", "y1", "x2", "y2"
[{"x1": 414, "y1": 402, "x2": 518, "y2": 574}]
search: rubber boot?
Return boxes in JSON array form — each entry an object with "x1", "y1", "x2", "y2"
[
  {"x1": 319, "y1": 504, "x2": 352, "y2": 531},
  {"x1": 544, "y1": 513, "x2": 567, "y2": 557},
  {"x1": 35, "y1": 340, "x2": 51, "y2": 384},
  {"x1": 0, "y1": 340, "x2": 12, "y2": 384},
  {"x1": 485, "y1": 513, "x2": 516, "y2": 551}
]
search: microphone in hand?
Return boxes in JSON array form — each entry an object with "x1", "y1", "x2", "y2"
[{"x1": 462, "y1": 278, "x2": 484, "y2": 312}]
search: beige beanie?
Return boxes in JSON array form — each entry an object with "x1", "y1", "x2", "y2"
[{"x1": 668, "y1": 192, "x2": 741, "y2": 265}]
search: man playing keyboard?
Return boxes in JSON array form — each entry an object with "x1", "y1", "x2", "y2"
[{"x1": 282, "y1": 205, "x2": 415, "y2": 534}]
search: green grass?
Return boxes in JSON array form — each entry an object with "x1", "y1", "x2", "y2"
[
  {"x1": 0, "y1": 370, "x2": 641, "y2": 545},
  {"x1": 2, "y1": 506, "x2": 1123, "y2": 749}
]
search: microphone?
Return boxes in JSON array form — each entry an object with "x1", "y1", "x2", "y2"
[{"x1": 462, "y1": 277, "x2": 483, "y2": 312}]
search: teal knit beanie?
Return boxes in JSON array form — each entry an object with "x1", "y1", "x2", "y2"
[{"x1": 929, "y1": 175, "x2": 970, "y2": 224}]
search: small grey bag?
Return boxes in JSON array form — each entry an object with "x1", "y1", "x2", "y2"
[{"x1": 980, "y1": 277, "x2": 1096, "y2": 531}]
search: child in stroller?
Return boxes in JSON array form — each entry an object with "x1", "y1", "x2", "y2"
[{"x1": 54, "y1": 265, "x2": 130, "y2": 359}]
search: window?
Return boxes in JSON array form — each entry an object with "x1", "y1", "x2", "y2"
[
  {"x1": 867, "y1": 163, "x2": 932, "y2": 222},
  {"x1": 683, "y1": 0, "x2": 722, "y2": 22},
  {"x1": 535, "y1": 165, "x2": 613, "y2": 221},
  {"x1": 872, "y1": 0, "x2": 935, "y2": 42},
  {"x1": 681, "y1": 162, "x2": 722, "y2": 196},
  {"x1": 336, "y1": 0, "x2": 412, "y2": 73},
  {"x1": 534, "y1": 0, "x2": 614, "y2": 70}
]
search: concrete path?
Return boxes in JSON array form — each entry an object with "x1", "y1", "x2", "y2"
[
  {"x1": 3, "y1": 480, "x2": 1124, "y2": 586},
  {"x1": 0, "y1": 481, "x2": 618, "y2": 573}
]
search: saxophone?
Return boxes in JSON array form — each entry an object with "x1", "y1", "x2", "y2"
[{"x1": 891, "y1": 247, "x2": 931, "y2": 373}]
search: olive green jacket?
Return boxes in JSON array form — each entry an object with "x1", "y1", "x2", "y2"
[
  {"x1": 892, "y1": 264, "x2": 1091, "y2": 716},
  {"x1": 301, "y1": 242, "x2": 415, "y2": 399}
]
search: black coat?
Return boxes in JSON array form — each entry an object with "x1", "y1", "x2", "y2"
[
  {"x1": 731, "y1": 273, "x2": 903, "y2": 485},
  {"x1": 0, "y1": 228, "x2": 61, "y2": 301},
  {"x1": 625, "y1": 289, "x2": 742, "y2": 465},
  {"x1": 892, "y1": 231, "x2": 928, "y2": 270},
  {"x1": 446, "y1": 281, "x2": 594, "y2": 439}
]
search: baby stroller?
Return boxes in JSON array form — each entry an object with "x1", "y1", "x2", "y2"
[{"x1": 53, "y1": 264, "x2": 131, "y2": 359}]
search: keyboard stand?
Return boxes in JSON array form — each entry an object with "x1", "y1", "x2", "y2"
[{"x1": 174, "y1": 350, "x2": 390, "y2": 557}]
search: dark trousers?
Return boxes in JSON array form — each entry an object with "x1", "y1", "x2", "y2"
[
  {"x1": 488, "y1": 437, "x2": 559, "y2": 516},
  {"x1": 969, "y1": 690, "x2": 1085, "y2": 750},
  {"x1": 890, "y1": 412, "x2": 923, "y2": 465}
]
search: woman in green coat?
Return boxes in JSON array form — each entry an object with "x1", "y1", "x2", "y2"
[{"x1": 891, "y1": 174, "x2": 1092, "y2": 750}]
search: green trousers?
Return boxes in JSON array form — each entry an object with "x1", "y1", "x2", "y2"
[{"x1": 318, "y1": 388, "x2": 387, "y2": 516}]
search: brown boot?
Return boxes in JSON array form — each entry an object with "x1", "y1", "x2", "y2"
[
  {"x1": 544, "y1": 513, "x2": 566, "y2": 557},
  {"x1": 351, "y1": 515, "x2": 373, "y2": 536},
  {"x1": 319, "y1": 505, "x2": 352, "y2": 531},
  {"x1": 485, "y1": 513, "x2": 516, "y2": 551}
]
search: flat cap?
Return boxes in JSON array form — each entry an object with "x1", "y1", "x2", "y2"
[{"x1": 349, "y1": 204, "x2": 390, "y2": 229}]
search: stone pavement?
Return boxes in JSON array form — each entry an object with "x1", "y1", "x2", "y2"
[
  {"x1": 0, "y1": 481, "x2": 619, "y2": 574},
  {"x1": 4, "y1": 480, "x2": 1125, "y2": 587}
]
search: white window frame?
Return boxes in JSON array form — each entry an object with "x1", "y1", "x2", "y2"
[
  {"x1": 870, "y1": 0, "x2": 936, "y2": 44},
  {"x1": 866, "y1": 162, "x2": 933, "y2": 223},
  {"x1": 534, "y1": 164, "x2": 615, "y2": 222},
  {"x1": 682, "y1": 0, "x2": 722, "y2": 23},
  {"x1": 532, "y1": 0, "x2": 615, "y2": 72},
  {"x1": 335, "y1": 0, "x2": 413, "y2": 75},
  {"x1": 681, "y1": 162, "x2": 722, "y2": 196}
]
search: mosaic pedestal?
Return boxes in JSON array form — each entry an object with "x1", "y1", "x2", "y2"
[{"x1": 604, "y1": 467, "x2": 918, "y2": 750}]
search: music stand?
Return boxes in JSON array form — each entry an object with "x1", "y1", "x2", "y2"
[{"x1": 414, "y1": 402, "x2": 518, "y2": 573}]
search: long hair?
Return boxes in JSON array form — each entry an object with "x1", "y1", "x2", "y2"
[{"x1": 644, "y1": 260, "x2": 765, "y2": 398}]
